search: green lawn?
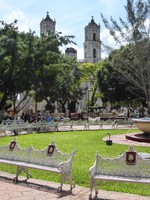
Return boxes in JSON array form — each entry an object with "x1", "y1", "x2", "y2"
[{"x1": 0, "y1": 129, "x2": 150, "y2": 196}]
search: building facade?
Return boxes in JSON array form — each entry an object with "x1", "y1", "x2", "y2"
[
  {"x1": 65, "y1": 47, "x2": 77, "y2": 60},
  {"x1": 84, "y1": 17, "x2": 101, "y2": 63}
]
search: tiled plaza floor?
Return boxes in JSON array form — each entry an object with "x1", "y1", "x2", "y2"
[{"x1": 0, "y1": 171, "x2": 149, "y2": 200}]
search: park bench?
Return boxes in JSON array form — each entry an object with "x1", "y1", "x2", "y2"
[
  {"x1": 86, "y1": 118, "x2": 103, "y2": 130},
  {"x1": 0, "y1": 119, "x2": 23, "y2": 135},
  {"x1": 0, "y1": 138, "x2": 76, "y2": 193},
  {"x1": 89, "y1": 146, "x2": 150, "y2": 199},
  {"x1": 58, "y1": 118, "x2": 73, "y2": 130},
  {"x1": 112, "y1": 118, "x2": 134, "y2": 129},
  {"x1": 72, "y1": 119, "x2": 88, "y2": 130},
  {"x1": 58, "y1": 118, "x2": 88, "y2": 131},
  {"x1": 0, "y1": 120, "x2": 59, "y2": 135},
  {"x1": 29, "y1": 121, "x2": 59, "y2": 132}
]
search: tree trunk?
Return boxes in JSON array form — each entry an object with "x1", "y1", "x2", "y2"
[
  {"x1": 147, "y1": 101, "x2": 150, "y2": 116},
  {"x1": 0, "y1": 91, "x2": 8, "y2": 110}
]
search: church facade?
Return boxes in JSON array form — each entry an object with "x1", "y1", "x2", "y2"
[
  {"x1": 20, "y1": 13, "x2": 102, "y2": 115},
  {"x1": 84, "y1": 17, "x2": 101, "y2": 63}
]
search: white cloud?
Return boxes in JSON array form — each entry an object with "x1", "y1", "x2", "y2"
[
  {"x1": 66, "y1": 44, "x2": 84, "y2": 60},
  {"x1": 4, "y1": 10, "x2": 29, "y2": 32},
  {"x1": 100, "y1": 28, "x2": 115, "y2": 57},
  {"x1": 4, "y1": 10, "x2": 38, "y2": 33},
  {"x1": 101, "y1": 52, "x2": 108, "y2": 59},
  {"x1": 101, "y1": 28, "x2": 117, "y2": 47},
  {"x1": 60, "y1": 44, "x2": 84, "y2": 60},
  {"x1": 7, "y1": 10, "x2": 25, "y2": 21},
  {"x1": 145, "y1": 18, "x2": 150, "y2": 32},
  {"x1": 18, "y1": 24, "x2": 30, "y2": 33},
  {"x1": 101, "y1": 28, "x2": 127, "y2": 57},
  {"x1": 77, "y1": 47, "x2": 84, "y2": 60}
]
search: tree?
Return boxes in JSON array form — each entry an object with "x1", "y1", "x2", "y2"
[
  {"x1": 101, "y1": 0, "x2": 150, "y2": 112},
  {"x1": 32, "y1": 32, "x2": 82, "y2": 113},
  {"x1": 78, "y1": 62, "x2": 103, "y2": 107},
  {"x1": 36, "y1": 54, "x2": 83, "y2": 112},
  {"x1": 31, "y1": 31, "x2": 62, "y2": 112},
  {"x1": 97, "y1": 58, "x2": 139, "y2": 107},
  {"x1": 0, "y1": 21, "x2": 77, "y2": 117},
  {"x1": 55, "y1": 56, "x2": 83, "y2": 112},
  {"x1": 97, "y1": 60, "x2": 111, "y2": 103},
  {"x1": 0, "y1": 21, "x2": 37, "y2": 115}
]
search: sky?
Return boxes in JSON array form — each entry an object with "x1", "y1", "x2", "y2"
[{"x1": 0, "y1": 0, "x2": 128, "y2": 59}]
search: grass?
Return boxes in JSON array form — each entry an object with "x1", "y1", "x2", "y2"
[{"x1": 0, "y1": 129, "x2": 150, "y2": 196}]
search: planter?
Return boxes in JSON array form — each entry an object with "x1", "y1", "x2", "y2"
[
  {"x1": 106, "y1": 133, "x2": 112, "y2": 145},
  {"x1": 106, "y1": 140, "x2": 112, "y2": 145}
]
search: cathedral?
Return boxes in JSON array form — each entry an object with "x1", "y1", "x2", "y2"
[
  {"x1": 40, "y1": 12, "x2": 101, "y2": 63},
  {"x1": 20, "y1": 13, "x2": 102, "y2": 115}
]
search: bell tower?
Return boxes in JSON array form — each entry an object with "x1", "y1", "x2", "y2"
[
  {"x1": 84, "y1": 17, "x2": 101, "y2": 63},
  {"x1": 40, "y1": 12, "x2": 56, "y2": 36}
]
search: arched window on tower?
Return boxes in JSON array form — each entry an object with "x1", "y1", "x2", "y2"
[
  {"x1": 93, "y1": 49, "x2": 96, "y2": 58},
  {"x1": 93, "y1": 33, "x2": 96, "y2": 41}
]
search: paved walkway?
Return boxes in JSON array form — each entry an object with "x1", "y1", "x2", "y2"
[{"x1": 0, "y1": 171, "x2": 149, "y2": 200}]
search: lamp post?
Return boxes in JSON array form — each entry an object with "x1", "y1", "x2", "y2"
[
  {"x1": 87, "y1": 89, "x2": 91, "y2": 122},
  {"x1": 35, "y1": 88, "x2": 40, "y2": 114},
  {"x1": 127, "y1": 97, "x2": 130, "y2": 119}
]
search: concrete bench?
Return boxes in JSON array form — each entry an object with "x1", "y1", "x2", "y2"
[
  {"x1": 89, "y1": 146, "x2": 150, "y2": 199},
  {"x1": 0, "y1": 138, "x2": 76, "y2": 193}
]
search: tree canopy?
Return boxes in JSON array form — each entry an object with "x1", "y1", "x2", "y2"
[
  {"x1": 0, "y1": 20, "x2": 81, "y2": 116},
  {"x1": 0, "y1": 21, "x2": 37, "y2": 112},
  {"x1": 78, "y1": 62, "x2": 103, "y2": 107},
  {"x1": 101, "y1": 0, "x2": 150, "y2": 111}
]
